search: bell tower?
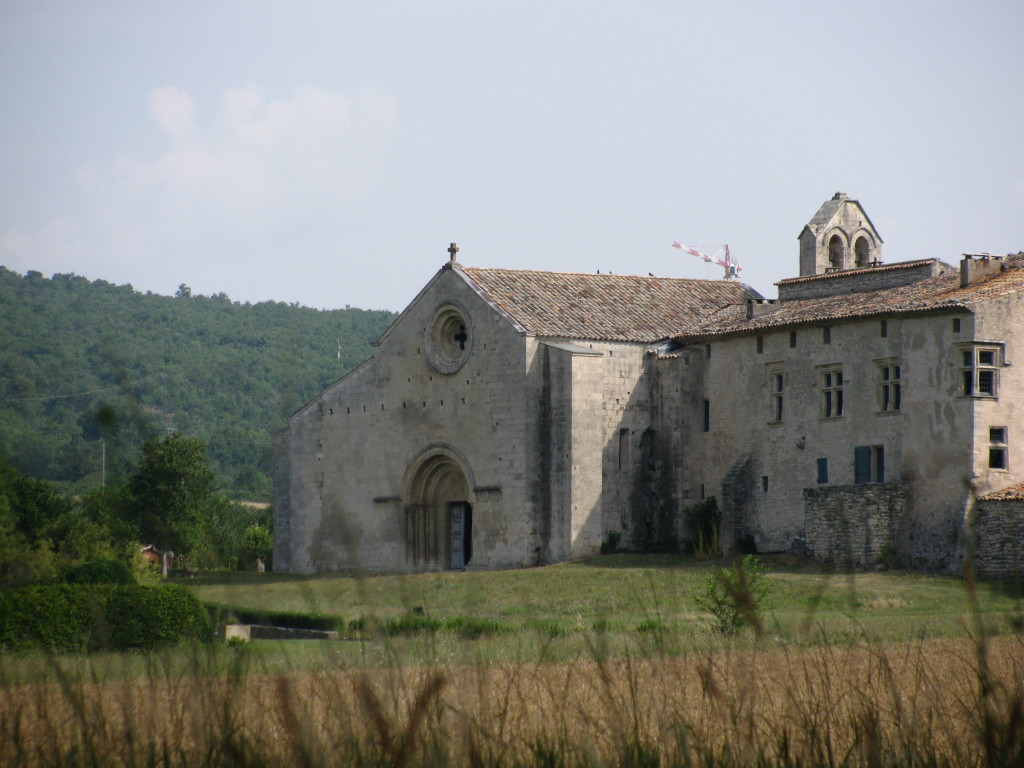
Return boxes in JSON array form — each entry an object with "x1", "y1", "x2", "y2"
[{"x1": 798, "y1": 192, "x2": 883, "y2": 277}]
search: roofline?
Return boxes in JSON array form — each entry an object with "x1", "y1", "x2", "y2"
[
  {"x1": 775, "y1": 259, "x2": 942, "y2": 286},
  {"x1": 371, "y1": 263, "x2": 453, "y2": 347},
  {"x1": 455, "y1": 264, "x2": 529, "y2": 334},
  {"x1": 458, "y1": 266, "x2": 761, "y2": 342},
  {"x1": 286, "y1": 356, "x2": 375, "y2": 421},
  {"x1": 849, "y1": 198, "x2": 883, "y2": 244},
  {"x1": 796, "y1": 196, "x2": 884, "y2": 244},
  {"x1": 674, "y1": 302, "x2": 973, "y2": 345}
]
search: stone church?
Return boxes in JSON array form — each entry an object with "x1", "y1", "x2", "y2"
[{"x1": 273, "y1": 194, "x2": 1024, "y2": 575}]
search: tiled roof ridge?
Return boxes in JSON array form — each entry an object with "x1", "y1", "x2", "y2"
[
  {"x1": 776, "y1": 259, "x2": 940, "y2": 286},
  {"x1": 462, "y1": 265, "x2": 730, "y2": 284},
  {"x1": 457, "y1": 264, "x2": 757, "y2": 343}
]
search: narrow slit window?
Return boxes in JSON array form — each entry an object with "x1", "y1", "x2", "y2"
[
  {"x1": 771, "y1": 372, "x2": 784, "y2": 422},
  {"x1": 989, "y1": 427, "x2": 1008, "y2": 470}
]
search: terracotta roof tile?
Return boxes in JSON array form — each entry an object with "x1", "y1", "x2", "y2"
[
  {"x1": 979, "y1": 481, "x2": 1024, "y2": 501},
  {"x1": 679, "y1": 253, "x2": 1024, "y2": 342},
  {"x1": 460, "y1": 267, "x2": 759, "y2": 343}
]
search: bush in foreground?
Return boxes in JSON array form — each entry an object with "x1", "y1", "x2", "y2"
[
  {"x1": 0, "y1": 583, "x2": 210, "y2": 653},
  {"x1": 692, "y1": 555, "x2": 773, "y2": 635}
]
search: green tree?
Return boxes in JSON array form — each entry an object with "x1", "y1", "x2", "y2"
[
  {"x1": 243, "y1": 523, "x2": 273, "y2": 568},
  {"x1": 0, "y1": 458, "x2": 59, "y2": 585},
  {"x1": 125, "y1": 433, "x2": 216, "y2": 558}
]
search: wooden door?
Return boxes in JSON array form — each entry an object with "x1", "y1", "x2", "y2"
[{"x1": 449, "y1": 503, "x2": 466, "y2": 570}]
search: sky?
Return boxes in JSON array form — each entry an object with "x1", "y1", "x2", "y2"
[{"x1": 1, "y1": 0, "x2": 1022, "y2": 312}]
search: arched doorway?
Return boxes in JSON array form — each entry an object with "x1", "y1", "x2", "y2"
[{"x1": 405, "y1": 450, "x2": 474, "y2": 570}]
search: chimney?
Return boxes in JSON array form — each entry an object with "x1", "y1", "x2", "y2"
[
  {"x1": 960, "y1": 254, "x2": 1004, "y2": 287},
  {"x1": 746, "y1": 298, "x2": 778, "y2": 319}
]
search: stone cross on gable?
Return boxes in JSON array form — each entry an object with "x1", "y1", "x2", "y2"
[{"x1": 448, "y1": 242, "x2": 459, "y2": 262}]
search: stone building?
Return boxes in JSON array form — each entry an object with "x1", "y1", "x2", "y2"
[{"x1": 274, "y1": 195, "x2": 1024, "y2": 574}]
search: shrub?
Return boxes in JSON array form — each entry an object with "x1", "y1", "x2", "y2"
[
  {"x1": 691, "y1": 555, "x2": 773, "y2": 635},
  {"x1": 384, "y1": 614, "x2": 443, "y2": 636},
  {"x1": 0, "y1": 584, "x2": 210, "y2": 653},
  {"x1": 532, "y1": 619, "x2": 570, "y2": 638},
  {"x1": 600, "y1": 530, "x2": 622, "y2": 554},
  {"x1": 65, "y1": 557, "x2": 135, "y2": 585},
  {"x1": 0, "y1": 585, "x2": 98, "y2": 653},
  {"x1": 635, "y1": 618, "x2": 667, "y2": 634},
  {"x1": 445, "y1": 616, "x2": 508, "y2": 638},
  {"x1": 683, "y1": 497, "x2": 720, "y2": 556},
  {"x1": 105, "y1": 585, "x2": 211, "y2": 649}
]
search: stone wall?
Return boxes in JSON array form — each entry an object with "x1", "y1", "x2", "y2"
[
  {"x1": 778, "y1": 261, "x2": 947, "y2": 301},
  {"x1": 972, "y1": 499, "x2": 1024, "y2": 577},
  {"x1": 804, "y1": 483, "x2": 905, "y2": 566}
]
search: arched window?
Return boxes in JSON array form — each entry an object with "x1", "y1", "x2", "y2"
[
  {"x1": 828, "y1": 234, "x2": 846, "y2": 271},
  {"x1": 855, "y1": 236, "x2": 871, "y2": 267}
]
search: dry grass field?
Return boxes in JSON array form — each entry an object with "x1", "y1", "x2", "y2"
[{"x1": 2, "y1": 555, "x2": 1023, "y2": 767}]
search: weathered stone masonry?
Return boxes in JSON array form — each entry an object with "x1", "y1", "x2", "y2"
[
  {"x1": 804, "y1": 484, "x2": 905, "y2": 567},
  {"x1": 274, "y1": 196, "x2": 1024, "y2": 576}
]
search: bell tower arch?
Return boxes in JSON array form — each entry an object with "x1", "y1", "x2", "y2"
[{"x1": 798, "y1": 192, "x2": 883, "y2": 277}]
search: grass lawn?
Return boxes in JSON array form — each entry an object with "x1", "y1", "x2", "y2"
[
  {"x1": 5, "y1": 555, "x2": 1024, "y2": 767},
  {"x1": 188, "y1": 554, "x2": 1024, "y2": 660}
]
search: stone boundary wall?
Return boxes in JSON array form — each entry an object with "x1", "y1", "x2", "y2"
[
  {"x1": 972, "y1": 499, "x2": 1024, "y2": 577},
  {"x1": 804, "y1": 483, "x2": 906, "y2": 566}
]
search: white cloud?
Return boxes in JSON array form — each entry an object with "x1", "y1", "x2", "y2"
[
  {"x1": 78, "y1": 82, "x2": 398, "y2": 276},
  {"x1": 149, "y1": 86, "x2": 197, "y2": 144}
]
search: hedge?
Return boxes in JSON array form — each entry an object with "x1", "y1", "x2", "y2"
[
  {"x1": 209, "y1": 604, "x2": 342, "y2": 632},
  {"x1": 0, "y1": 584, "x2": 211, "y2": 653}
]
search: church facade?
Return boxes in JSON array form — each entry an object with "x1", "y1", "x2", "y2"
[{"x1": 273, "y1": 194, "x2": 1024, "y2": 574}]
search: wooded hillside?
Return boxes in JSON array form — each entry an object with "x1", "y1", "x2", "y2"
[{"x1": 0, "y1": 267, "x2": 396, "y2": 499}]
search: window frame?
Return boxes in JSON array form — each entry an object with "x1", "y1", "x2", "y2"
[
  {"x1": 768, "y1": 366, "x2": 785, "y2": 423},
  {"x1": 876, "y1": 359, "x2": 903, "y2": 413},
  {"x1": 819, "y1": 365, "x2": 844, "y2": 419},
  {"x1": 958, "y1": 342, "x2": 1005, "y2": 398},
  {"x1": 989, "y1": 426, "x2": 1008, "y2": 470},
  {"x1": 855, "y1": 444, "x2": 886, "y2": 484},
  {"x1": 816, "y1": 458, "x2": 829, "y2": 485}
]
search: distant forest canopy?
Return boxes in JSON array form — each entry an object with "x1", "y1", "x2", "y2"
[{"x1": 0, "y1": 267, "x2": 397, "y2": 500}]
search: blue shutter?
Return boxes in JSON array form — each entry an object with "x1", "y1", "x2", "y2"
[
  {"x1": 854, "y1": 446, "x2": 871, "y2": 484},
  {"x1": 817, "y1": 458, "x2": 828, "y2": 484}
]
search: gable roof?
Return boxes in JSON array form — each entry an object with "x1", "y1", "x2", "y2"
[
  {"x1": 458, "y1": 266, "x2": 760, "y2": 343},
  {"x1": 799, "y1": 192, "x2": 882, "y2": 242},
  {"x1": 678, "y1": 253, "x2": 1024, "y2": 342}
]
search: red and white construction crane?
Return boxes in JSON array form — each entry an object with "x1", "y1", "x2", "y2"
[{"x1": 671, "y1": 242, "x2": 741, "y2": 279}]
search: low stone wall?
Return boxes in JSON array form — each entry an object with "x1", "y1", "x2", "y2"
[
  {"x1": 223, "y1": 624, "x2": 340, "y2": 642},
  {"x1": 804, "y1": 483, "x2": 905, "y2": 567},
  {"x1": 972, "y1": 499, "x2": 1024, "y2": 578}
]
